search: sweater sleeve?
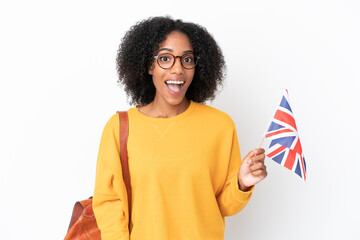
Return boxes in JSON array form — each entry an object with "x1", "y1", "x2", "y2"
[
  {"x1": 93, "y1": 114, "x2": 130, "y2": 240},
  {"x1": 216, "y1": 124, "x2": 254, "y2": 217}
]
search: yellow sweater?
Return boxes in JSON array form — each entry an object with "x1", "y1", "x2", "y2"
[{"x1": 93, "y1": 100, "x2": 254, "y2": 240}]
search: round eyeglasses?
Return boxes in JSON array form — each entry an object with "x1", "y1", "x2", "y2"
[{"x1": 154, "y1": 53, "x2": 199, "y2": 69}]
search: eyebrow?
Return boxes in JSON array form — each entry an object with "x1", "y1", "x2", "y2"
[{"x1": 158, "y1": 48, "x2": 194, "y2": 54}]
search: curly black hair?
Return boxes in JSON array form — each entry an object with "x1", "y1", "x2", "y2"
[{"x1": 116, "y1": 16, "x2": 226, "y2": 105}]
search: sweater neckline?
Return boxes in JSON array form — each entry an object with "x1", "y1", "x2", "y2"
[{"x1": 132, "y1": 100, "x2": 196, "y2": 123}]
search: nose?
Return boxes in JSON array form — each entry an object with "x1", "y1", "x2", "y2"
[{"x1": 170, "y1": 56, "x2": 184, "y2": 74}]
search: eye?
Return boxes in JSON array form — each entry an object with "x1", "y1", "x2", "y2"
[
  {"x1": 160, "y1": 56, "x2": 169, "y2": 61},
  {"x1": 159, "y1": 54, "x2": 172, "y2": 62},
  {"x1": 183, "y1": 55, "x2": 194, "y2": 63}
]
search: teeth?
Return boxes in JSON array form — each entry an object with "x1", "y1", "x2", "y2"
[{"x1": 165, "y1": 80, "x2": 184, "y2": 85}]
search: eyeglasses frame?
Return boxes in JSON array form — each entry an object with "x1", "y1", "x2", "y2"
[{"x1": 153, "y1": 53, "x2": 199, "y2": 70}]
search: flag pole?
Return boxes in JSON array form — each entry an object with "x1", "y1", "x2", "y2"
[
  {"x1": 254, "y1": 135, "x2": 265, "y2": 161},
  {"x1": 258, "y1": 125, "x2": 269, "y2": 150},
  {"x1": 258, "y1": 135, "x2": 265, "y2": 149}
]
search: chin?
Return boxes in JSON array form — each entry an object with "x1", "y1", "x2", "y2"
[{"x1": 165, "y1": 96, "x2": 188, "y2": 106}]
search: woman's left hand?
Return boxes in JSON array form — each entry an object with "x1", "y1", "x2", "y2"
[{"x1": 237, "y1": 148, "x2": 267, "y2": 191}]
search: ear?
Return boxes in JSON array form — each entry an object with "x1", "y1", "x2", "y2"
[{"x1": 148, "y1": 64, "x2": 154, "y2": 75}]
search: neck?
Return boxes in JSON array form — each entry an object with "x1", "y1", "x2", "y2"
[{"x1": 141, "y1": 98, "x2": 191, "y2": 118}]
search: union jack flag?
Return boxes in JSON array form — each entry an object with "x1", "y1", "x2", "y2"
[{"x1": 265, "y1": 89, "x2": 307, "y2": 181}]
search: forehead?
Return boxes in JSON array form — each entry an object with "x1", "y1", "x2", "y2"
[{"x1": 158, "y1": 31, "x2": 193, "y2": 52}]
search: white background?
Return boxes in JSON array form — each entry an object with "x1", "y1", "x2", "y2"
[{"x1": 1, "y1": 0, "x2": 359, "y2": 239}]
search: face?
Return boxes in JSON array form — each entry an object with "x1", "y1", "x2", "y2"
[{"x1": 148, "y1": 31, "x2": 195, "y2": 107}]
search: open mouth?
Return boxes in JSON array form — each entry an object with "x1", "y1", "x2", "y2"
[{"x1": 165, "y1": 80, "x2": 185, "y2": 94}]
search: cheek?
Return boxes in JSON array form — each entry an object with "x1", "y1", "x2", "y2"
[{"x1": 152, "y1": 69, "x2": 166, "y2": 87}]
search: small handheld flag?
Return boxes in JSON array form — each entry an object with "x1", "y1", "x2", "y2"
[{"x1": 265, "y1": 89, "x2": 307, "y2": 181}]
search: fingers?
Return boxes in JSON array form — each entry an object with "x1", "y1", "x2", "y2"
[
  {"x1": 252, "y1": 153, "x2": 265, "y2": 163},
  {"x1": 244, "y1": 148, "x2": 265, "y2": 161},
  {"x1": 248, "y1": 148, "x2": 267, "y2": 177},
  {"x1": 251, "y1": 168, "x2": 268, "y2": 178},
  {"x1": 257, "y1": 148, "x2": 265, "y2": 154},
  {"x1": 249, "y1": 162, "x2": 267, "y2": 175},
  {"x1": 248, "y1": 161, "x2": 267, "y2": 179},
  {"x1": 249, "y1": 150, "x2": 265, "y2": 165}
]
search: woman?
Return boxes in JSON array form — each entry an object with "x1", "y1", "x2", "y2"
[{"x1": 93, "y1": 16, "x2": 267, "y2": 240}]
